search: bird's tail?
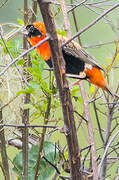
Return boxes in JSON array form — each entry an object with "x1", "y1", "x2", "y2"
[
  {"x1": 105, "y1": 86, "x2": 119, "y2": 98},
  {"x1": 105, "y1": 87, "x2": 114, "y2": 97}
]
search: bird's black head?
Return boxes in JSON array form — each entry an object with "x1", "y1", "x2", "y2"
[{"x1": 26, "y1": 24, "x2": 43, "y2": 37}]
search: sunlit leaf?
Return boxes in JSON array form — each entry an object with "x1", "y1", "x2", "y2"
[
  {"x1": 71, "y1": 85, "x2": 80, "y2": 96},
  {"x1": 57, "y1": 28, "x2": 67, "y2": 36},
  {"x1": 90, "y1": 85, "x2": 95, "y2": 94},
  {"x1": 16, "y1": 59, "x2": 24, "y2": 65},
  {"x1": 64, "y1": 151, "x2": 68, "y2": 161},
  {"x1": 17, "y1": 18, "x2": 24, "y2": 25}
]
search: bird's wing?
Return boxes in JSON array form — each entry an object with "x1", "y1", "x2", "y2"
[{"x1": 58, "y1": 34, "x2": 104, "y2": 71}]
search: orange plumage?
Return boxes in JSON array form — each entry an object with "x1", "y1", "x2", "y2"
[
  {"x1": 26, "y1": 21, "x2": 113, "y2": 95},
  {"x1": 28, "y1": 22, "x2": 51, "y2": 60},
  {"x1": 85, "y1": 66, "x2": 108, "y2": 90}
]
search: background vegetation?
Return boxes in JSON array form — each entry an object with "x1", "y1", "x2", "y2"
[{"x1": 0, "y1": 0, "x2": 119, "y2": 179}]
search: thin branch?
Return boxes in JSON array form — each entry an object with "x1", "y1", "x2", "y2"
[
  {"x1": 43, "y1": 155, "x2": 71, "y2": 179},
  {"x1": 86, "y1": 0, "x2": 114, "y2": 6},
  {"x1": 69, "y1": 1, "x2": 98, "y2": 178},
  {"x1": 62, "y1": 3, "x2": 119, "y2": 47},
  {"x1": 83, "y1": 3, "x2": 112, "y2": 24},
  {"x1": 0, "y1": 0, "x2": 8, "y2": 8},
  {"x1": 22, "y1": 0, "x2": 29, "y2": 179},
  {"x1": 60, "y1": 0, "x2": 71, "y2": 37},
  {"x1": 0, "y1": 36, "x2": 50, "y2": 76},
  {"x1": 37, "y1": 0, "x2": 82, "y2": 179},
  {"x1": 79, "y1": 81, "x2": 98, "y2": 180},
  {"x1": 31, "y1": 0, "x2": 37, "y2": 23},
  {"x1": 98, "y1": 129, "x2": 119, "y2": 177},
  {"x1": 42, "y1": 156, "x2": 64, "y2": 179},
  {"x1": 0, "y1": 162, "x2": 8, "y2": 180},
  {"x1": 0, "y1": 30, "x2": 28, "y2": 85},
  {"x1": 35, "y1": 96, "x2": 51, "y2": 180},
  {"x1": 74, "y1": 110, "x2": 87, "y2": 123},
  {"x1": 81, "y1": 145, "x2": 91, "y2": 170},
  {"x1": 70, "y1": 0, "x2": 82, "y2": 45},
  {"x1": 101, "y1": 102, "x2": 115, "y2": 178},
  {"x1": 0, "y1": 123, "x2": 57, "y2": 128},
  {"x1": 67, "y1": 0, "x2": 88, "y2": 13},
  {"x1": 0, "y1": 106, "x2": 10, "y2": 180},
  {"x1": 93, "y1": 102, "x2": 104, "y2": 143}
]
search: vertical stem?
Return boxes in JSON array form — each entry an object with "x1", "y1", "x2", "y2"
[
  {"x1": 22, "y1": 0, "x2": 29, "y2": 179},
  {"x1": 23, "y1": 0, "x2": 28, "y2": 49},
  {"x1": 70, "y1": 0, "x2": 82, "y2": 46},
  {"x1": 68, "y1": 0, "x2": 98, "y2": 178},
  {"x1": 22, "y1": 94, "x2": 29, "y2": 180},
  {"x1": 60, "y1": 0, "x2": 71, "y2": 37},
  {"x1": 37, "y1": 1, "x2": 82, "y2": 179},
  {"x1": 93, "y1": 102, "x2": 104, "y2": 143},
  {"x1": 60, "y1": 1, "x2": 82, "y2": 178},
  {"x1": 101, "y1": 107, "x2": 113, "y2": 179},
  {"x1": 79, "y1": 81, "x2": 98, "y2": 180},
  {"x1": 31, "y1": 0, "x2": 37, "y2": 23},
  {"x1": 0, "y1": 107, "x2": 10, "y2": 180},
  {"x1": 35, "y1": 96, "x2": 51, "y2": 180}
]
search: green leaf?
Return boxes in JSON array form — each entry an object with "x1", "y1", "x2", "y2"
[
  {"x1": 41, "y1": 81, "x2": 48, "y2": 91},
  {"x1": 90, "y1": 85, "x2": 95, "y2": 94},
  {"x1": 16, "y1": 59, "x2": 24, "y2": 65},
  {"x1": 31, "y1": 59, "x2": 40, "y2": 66},
  {"x1": 29, "y1": 81, "x2": 39, "y2": 89},
  {"x1": 0, "y1": 40, "x2": 12, "y2": 54},
  {"x1": 71, "y1": 85, "x2": 80, "y2": 96},
  {"x1": 13, "y1": 141, "x2": 59, "y2": 180},
  {"x1": 64, "y1": 151, "x2": 68, "y2": 161},
  {"x1": 24, "y1": 103, "x2": 33, "y2": 110},
  {"x1": 56, "y1": 28, "x2": 67, "y2": 36},
  {"x1": 16, "y1": 87, "x2": 34, "y2": 95},
  {"x1": 77, "y1": 96, "x2": 82, "y2": 103},
  {"x1": 17, "y1": 18, "x2": 24, "y2": 25}
]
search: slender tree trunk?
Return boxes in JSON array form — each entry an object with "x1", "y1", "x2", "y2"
[{"x1": 37, "y1": 1, "x2": 82, "y2": 179}]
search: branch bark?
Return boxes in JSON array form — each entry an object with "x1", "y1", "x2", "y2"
[
  {"x1": 0, "y1": 107, "x2": 10, "y2": 180},
  {"x1": 37, "y1": 0, "x2": 82, "y2": 179},
  {"x1": 98, "y1": 129, "x2": 119, "y2": 178},
  {"x1": 0, "y1": 36, "x2": 50, "y2": 76},
  {"x1": 79, "y1": 81, "x2": 98, "y2": 180},
  {"x1": 60, "y1": 0, "x2": 71, "y2": 37},
  {"x1": 62, "y1": 2, "x2": 119, "y2": 47},
  {"x1": 31, "y1": 0, "x2": 37, "y2": 23},
  {"x1": 35, "y1": 96, "x2": 51, "y2": 180},
  {"x1": 68, "y1": 1, "x2": 98, "y2": 178},
  {"x1": 22, "y1": 1, "x2": 29, "y2": 179}
]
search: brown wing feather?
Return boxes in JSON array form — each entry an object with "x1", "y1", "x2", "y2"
[{"x1": 57, "y1": 34, "x2": 104, "y2": 71}]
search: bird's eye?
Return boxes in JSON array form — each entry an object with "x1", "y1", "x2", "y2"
[
  {"x1": 29, "y1": 26, "x2": 35, "y2": 32},
  {"x1": 26, "y1": 24, "x2": 43, "y2": 37},
  {"x1": 26, "y1": 24, "x2": 33, "y2": 31}
]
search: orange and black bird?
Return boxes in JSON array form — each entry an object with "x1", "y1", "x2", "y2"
[{"x1": 25, "y1": 21, "x2": 113, "y2": 95}]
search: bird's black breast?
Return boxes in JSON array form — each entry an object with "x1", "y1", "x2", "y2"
[
  {"x1": 45, "y1": 59, "x2": 53, "y2": 68},
  {"x1": 45, "y1": 50, "x2": 85, "y2": 75},
  {"x1": 62, "y1": 49, "x2": 85, "y2": 74}
]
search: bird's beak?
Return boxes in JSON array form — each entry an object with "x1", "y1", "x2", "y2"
[{"x1": 20, "y1": 27, "x2": 29, "y2": 35}]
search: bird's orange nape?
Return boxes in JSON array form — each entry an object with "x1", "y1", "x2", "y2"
[{"x1": 33, "y1": 21, "x2": 46, "y2": 35}]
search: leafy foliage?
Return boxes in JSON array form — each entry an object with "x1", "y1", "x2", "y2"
[
  {"x1": 17, "y1": 50, "x2": 58, "y2": 121},
  {"x1": 13, "y1": 141, "x2": 59, "y2": 180}
]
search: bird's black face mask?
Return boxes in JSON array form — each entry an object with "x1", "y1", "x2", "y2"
[{"x1": 26, "y1": 24, "x2": 43, "y2": 37}]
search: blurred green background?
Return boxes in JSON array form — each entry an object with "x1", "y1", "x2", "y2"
[{"x1": 0, "y1": 0, "x2": 119, "y2": 179}]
